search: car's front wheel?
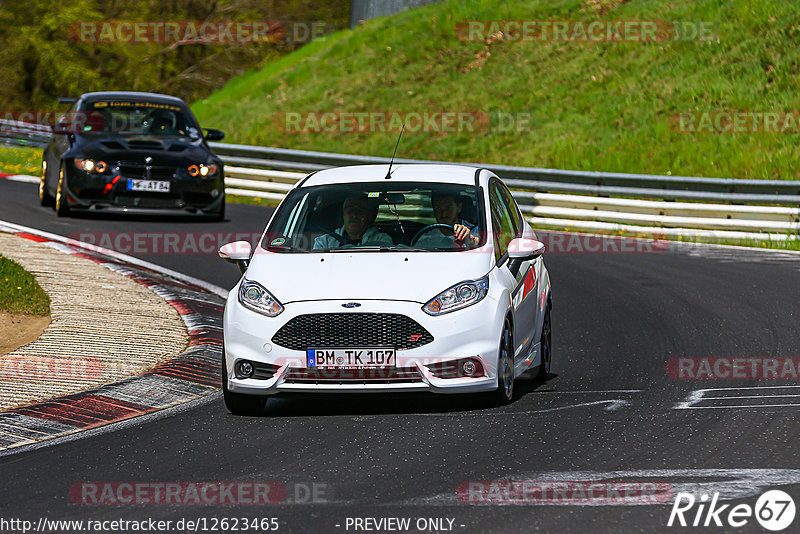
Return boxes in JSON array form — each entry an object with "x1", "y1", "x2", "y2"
[
  {"x1": 210, "y1": 197, "x2": 225, "y2": 222},
  {"x1": 488, "y1": 318, "x2": 515, "y2": 406},
  {"x1": 54, "y1": 163, "x2": 70, "y2": 217},
  {"x1": 39, "y1": 160, "x2": 54, "y2": 207},
  {"x1": 536, "y1": 305, "x2": 551, "y2": 381},
  {"x1": 221, "y1": 357, "x2": 267, "y2": 416}
]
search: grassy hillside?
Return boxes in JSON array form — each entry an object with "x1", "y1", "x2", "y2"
[{"x1": 193, "y1": 0, "x2": 800, "y2": 180}]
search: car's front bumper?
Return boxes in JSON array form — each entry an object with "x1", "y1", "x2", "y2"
[
  {"x1": 62, "y1": 167, "x2": 224, "y2": 215},
  {"x1": 223, "y1": 289, "x2": 505, "y2": 396}
]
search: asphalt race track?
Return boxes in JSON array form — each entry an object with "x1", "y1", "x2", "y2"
[{"x1": 2, "y1": 177, "x2": 800, "y2": 533}]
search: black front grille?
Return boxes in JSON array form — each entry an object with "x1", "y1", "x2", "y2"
[
  {"x1": 272, "y1": 313, "x2": 433, "y2": 350},
  {"x1": 114, "y1": 193, "x2": 181, "y2": 208},
  {"x1": 183, "y1": 192, "x2": 215, "y2": 205},
  {"x1": 118, "y1": 162, "x2": 176, "y2": 180},
  {"x1": 253, "y1": 362, "x2": 279, "y2": 380},
  {"x1": 75, "y1": 188, "x2": 105, "y2": 200},
  {"x1": 284, "y1": 367, "x2": 423, "y2": 384}
]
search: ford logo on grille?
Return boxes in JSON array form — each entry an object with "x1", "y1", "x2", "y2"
[{"x1": 341, "y1": 302, "x2": 361, "y2": 308}]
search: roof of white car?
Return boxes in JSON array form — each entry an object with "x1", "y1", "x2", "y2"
[{"x1": 300, "y1": 164, "x2": 483, "y2": 187}]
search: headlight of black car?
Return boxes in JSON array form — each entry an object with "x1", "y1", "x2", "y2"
[
  {"x1": 187, "y1": 163, "x2": 219, "y2": 178},
  {"x1": 74, "y1": 158, "x2": 108, "y2": 173}
]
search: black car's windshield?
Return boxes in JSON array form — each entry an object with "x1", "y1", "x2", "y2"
[
  {"x1": 76, "y1": 100, "x2": 201, "y2": 138},
  {"x1": 263, "y1": 182, "x2": 485, "y2": 252}
]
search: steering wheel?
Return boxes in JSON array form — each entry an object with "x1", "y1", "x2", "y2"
[
  {"x1": 410, "y1": 224, "x2": 453, "y2": 246},
  {"x1": 309, "y1": 223, "x2": 347, "y2": 246}
]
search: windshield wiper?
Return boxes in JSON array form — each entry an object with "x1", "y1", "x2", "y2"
[
  {"x1": 264, "y1": 244, "x2": 309, "y2": 253},
  {"x1": 323, "y1": 246, "x2": 403, "y2": 253}
]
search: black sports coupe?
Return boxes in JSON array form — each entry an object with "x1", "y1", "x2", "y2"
[{"x1": 40, "y1": 91, "x2": 226, "y2": 220}]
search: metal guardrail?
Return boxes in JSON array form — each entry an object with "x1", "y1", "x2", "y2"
[
  {"x1": 210, "y1": 142, "x2": 800, "y2": 206},
  {"x1": 211, "y1": 143, "x2": 800, "y2": 240},
  {"x1": 0, "y1": 120, "x2": 51, "y2": 148},
  {"x1": 349, "y1": 0, "x2": 441, "y2": 28},
  {"x1": 0, "y1": 123, "x2": 795, "y2": 239}
]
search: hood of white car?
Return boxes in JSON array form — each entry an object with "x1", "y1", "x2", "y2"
[{"x1": 245, "y1": 247, "x2": 494, "y2": 304}]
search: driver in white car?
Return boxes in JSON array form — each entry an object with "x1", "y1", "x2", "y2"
[
  {"x1": 415, "y1": 192, "x2": 480, "y2": 249},
  {"x1": 313, "y1": 194, "x2": 394, "y2": 249}
]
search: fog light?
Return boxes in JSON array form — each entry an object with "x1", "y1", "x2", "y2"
[
  {"x1": 427, "y1": 357, "x2": 484, "y2": 379},
  {"x1": 235, "y1": 360, "x2": 254, "y2": 379},
  {"x1": 462, "y1": 360, "x2": 477, "y2": 377}
]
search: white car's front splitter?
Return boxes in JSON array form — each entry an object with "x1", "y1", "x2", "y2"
[{"x1": 227, "y1": 361, "x2": 498, "y2": 395}]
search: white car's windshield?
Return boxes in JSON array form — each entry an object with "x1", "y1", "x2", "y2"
[{"x1": 263, "y1": 182, "x2": 485, "y2": 252}]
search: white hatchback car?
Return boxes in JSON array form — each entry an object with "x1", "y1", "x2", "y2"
[{"x1": 219, "y1": 164, "x2": 552, "y2": 415}]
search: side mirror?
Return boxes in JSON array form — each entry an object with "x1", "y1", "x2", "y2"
[
  {"x1": 52, "y1": 116, "x2": 71, "y2": 135},
  {"x1": 204, "y1": 128, "x2": 225, "y2": 141},
  {"x1": 507, "y1": 238, "x2": 545, "y2": 276},
  {"x1": 508, "y1": 238, "x2": 545, "y2": 260},
  {"x1": 219, "y1": 241, "x2": 251, "y2": 274}
]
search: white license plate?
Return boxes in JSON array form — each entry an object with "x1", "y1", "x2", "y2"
[
  {"x1": 127, "y1": 179, "x2": 170, "y2": 192},
  {"x1": 306, "y1": 348, "x2": 396, "y2": 368}
]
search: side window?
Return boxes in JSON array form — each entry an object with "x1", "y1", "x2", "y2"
[
  {"x1": 490, "y1": 182, "x2": 515, "y2": 260},
  {"x1": 497, "y1": 182, "x2": 522, "y2": 236}
]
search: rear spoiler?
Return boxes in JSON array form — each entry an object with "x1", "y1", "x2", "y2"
[{"x1": 57, "y1": 97, "x2": 77, "y2": 105}]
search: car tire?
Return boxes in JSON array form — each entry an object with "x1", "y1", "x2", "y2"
[
  {"x1": 487, "y1": 318, "x2": 515, "y2": 406},
  {"x1": 211, "y1": 197, "x2": 225, "y2": 222},
  {"x1": 221, "y1": 357, "x2": 267, "y2": 416},
  {"x1": 39, "y1": 160, "x2": 54, "y2": 207},
  {"x1": 54, "y1": 163, "x2": 70, "y2": 217},
  {"x1": 536, "y1": 305, "x2": 552, "y2": 381}
]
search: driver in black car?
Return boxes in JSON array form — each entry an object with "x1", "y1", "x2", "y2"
[
  {"x1": 415, "y1": 192, "x2": 480, "y2": 249},
  {"x1": 148, "y1": 110, "x2": 180, "y2": 135},
  {"x1": 312, "y1": 194, "x2": 394, "y2": 249}
]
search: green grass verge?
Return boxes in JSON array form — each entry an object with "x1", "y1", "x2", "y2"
[
  {"x1": 226, "y1": 194, "x2": 281, "y2": 207},
  {"x1": 0, "y1": 255, "x2": 50, "y2": 315},
  {"x1": 193, "y1": 0, "x2": 800, "y2": 180},
  {"x1": 0, "y1": 145, "x2": 41, "y2": 177}
]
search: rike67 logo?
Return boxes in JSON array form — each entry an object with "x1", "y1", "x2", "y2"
[{"x1": 668, "y1": 490, "x2": 796, "y2": 531}]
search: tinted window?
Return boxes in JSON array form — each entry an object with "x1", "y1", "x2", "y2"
[
  {"x1": 496, "y1": 181, "x2": 522, "y2": 236},
  {"x1": 78, "y1": 100, "x2": 200, "y2": 138},
  {"x1": 489, "y1": 181, "x2": 515, "y2": 260}
]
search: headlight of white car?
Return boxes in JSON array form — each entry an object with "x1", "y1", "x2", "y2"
[
  {"x1": 423, "y1": 275, "x2": 489, "y2": 316},
  {"x1": 238, "y1": 279, "x2": 284, "y2": 317}
]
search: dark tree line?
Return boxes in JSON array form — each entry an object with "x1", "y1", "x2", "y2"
[{"x1": 0, "y1": 0, "x2": 349, "y2": 110}]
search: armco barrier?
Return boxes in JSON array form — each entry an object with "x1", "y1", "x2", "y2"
[
  {"x1": 209, "y1": 143, "x2": 800, "y2": 239},
  {"x1": 1, "y1": 122, "x2": 797, "y2": 239}
]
